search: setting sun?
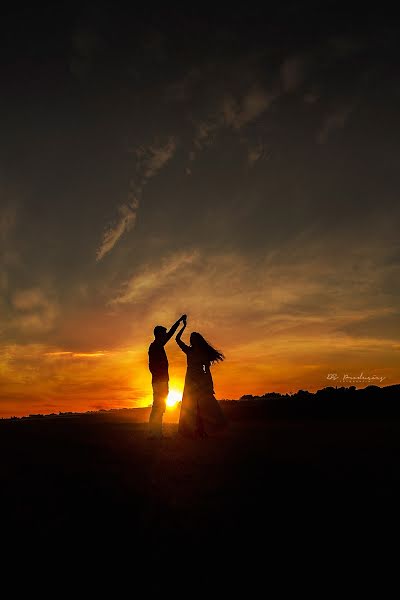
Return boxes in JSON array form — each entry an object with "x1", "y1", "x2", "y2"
[{"x1": 166, "y1": 389, "x2": 182, "y2": 408}]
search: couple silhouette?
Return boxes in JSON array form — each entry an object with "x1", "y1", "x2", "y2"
[{"x1": 148, "y1": 314, "x2": 227, "y2": 439}]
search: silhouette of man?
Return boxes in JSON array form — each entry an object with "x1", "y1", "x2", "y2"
[{"x1": 148, "y1": 314, "x2": 187, "y2": 438}]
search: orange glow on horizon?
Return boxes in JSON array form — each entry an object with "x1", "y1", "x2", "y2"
[
  {"x1": 45, "y1": 351, "x2": 107, "y2": 358},
  {"x1": 0, "y1": 324, "x2": 398, "y2": 418}
]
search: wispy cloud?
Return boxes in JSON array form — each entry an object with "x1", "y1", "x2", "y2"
[
  {"x1": 194, "y1": 87, "x2": 274, "y2": 152},
  {"x1": 186, "y1": 53, "x2": 308, "y2": 162},
  {"x1": 44, "y1": 350, "x2": 107, "y2": 358},
  {"x1": 181, "y1": 49, "x2": 305, "y2": 167},
  {"x1": 110, "y1": 250, "x2": 199, "y2": 305},
  {"x1": 317, "y1": 103, "x2": 355, "y2": 144},
  {"x1": 96, "y1": 200, "x2": 138, "y2": 261},
  {"x1": 223, "y1": 87, "x2": 274, "y2": 129},
  {"x1": 12, "y1": 287, "x2": 58, "y2": 333},
  {"x1": 96, "y1": 138, "x2": 177, "y2": 261},
  {"x1": 135, "y1": 137, "x2": 177, "y2": 180},
  {"x1": 108, "y1": 233, "x2": 399, "y2": 347},
  {"x1": 247, "y1": 141, "x2": 268, "y2": 166}
]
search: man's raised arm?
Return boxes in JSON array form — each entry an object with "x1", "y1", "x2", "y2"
[{"x1": 165, "y1": 314, "x2": 187, "y2": 343}]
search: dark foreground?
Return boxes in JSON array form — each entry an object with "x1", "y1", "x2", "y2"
[{"x1": 2, "y1": 405, "x2": 399, "y2": 582}]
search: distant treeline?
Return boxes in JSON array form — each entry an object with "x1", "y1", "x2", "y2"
[{"x1": 219, "y1": 384, "x2": 400, "y2": 420}]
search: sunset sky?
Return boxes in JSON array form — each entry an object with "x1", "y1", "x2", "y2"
[{"x1": 1, "y1": 4, "x2": 399, "y2": 417}]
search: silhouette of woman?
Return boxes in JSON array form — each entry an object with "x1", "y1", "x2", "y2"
[{"x1": 176, "y1": 318, "x2": 227, "y2": 438}]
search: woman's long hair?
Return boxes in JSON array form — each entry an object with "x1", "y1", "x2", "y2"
[{"x1": 190, "y1": 332, "x2": 225, "y2": 364}]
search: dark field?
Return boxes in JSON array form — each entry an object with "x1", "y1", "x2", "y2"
[{"x1": 2, "y1": 402, "x2": 399, "y2": 579}]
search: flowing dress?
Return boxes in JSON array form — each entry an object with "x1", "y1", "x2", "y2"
[{"x1": 177, "y1": 342, "x2": 227, "y2": 437}]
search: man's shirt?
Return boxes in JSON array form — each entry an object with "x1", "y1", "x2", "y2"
[{"x1": 148, "y1": 340, "x2": 169, "y2": 383}]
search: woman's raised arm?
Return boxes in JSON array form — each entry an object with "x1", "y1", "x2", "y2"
[{"x1": 176, "y1": 323, "x2": 190, "y2": 354}]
